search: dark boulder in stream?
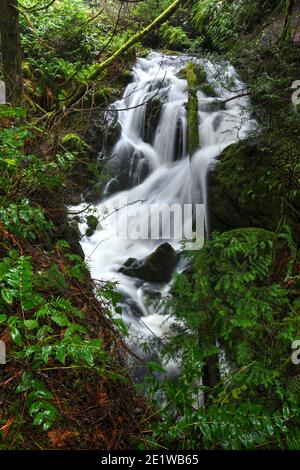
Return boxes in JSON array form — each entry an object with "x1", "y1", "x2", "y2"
[{"x1": 119, "y1": 242, "x2": 179, "y2": 283}]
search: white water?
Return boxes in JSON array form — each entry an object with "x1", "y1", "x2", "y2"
[{"x1": 74, "y1": 53, "x2": 255, "y2": 363}]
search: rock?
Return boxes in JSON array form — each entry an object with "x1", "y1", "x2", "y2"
[
  {"x1": 54, "y1": 223, "x2": 85, "y2": 259},
  {"x1": 105, "y1": 142, "x2": 150, "y2": 196},
  {"x1": 105, "y1": 112, "x2": 122, "y2": 154},
  {"x1": 208, "y1": 135, "x2": 300, "y2": 238},
  {"x1": 85, "y1": 214, "x2": 99, "y2": 237},
  {"x1": 85, "y1": 181, "x2": 104, "y2": 203},
  {"x1": 61, "y1": 133, "x2": 91, "y2": 153},
  {"x1": 119, "y1": 243, "x2": 180, "y2": 283},
  {"x1": 144, "y1": 97, "x2": 162, "y2": 144}
]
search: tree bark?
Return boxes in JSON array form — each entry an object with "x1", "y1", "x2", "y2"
[
  {"x1": 0, "y1": 0, "x2": 23, "y2": 105},
  {"x1": 280, "y1": 0, "x2": 295, "y2": 43}
]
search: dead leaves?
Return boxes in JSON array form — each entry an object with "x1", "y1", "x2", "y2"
[
  {"x1": 48, "y1": 429, "x2": 79, "y2": 448},
  {"x1": 0, "y1": 416, "x2": 15, "y2": 439}
]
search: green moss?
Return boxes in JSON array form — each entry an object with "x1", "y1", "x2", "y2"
[
  {"x1": 208, "y1": 133, "x2": 300, "y2": 239},
  {"x1": 185, "y1": 61, "x2": 200, "y2": 158},
  {"x1": 86, "y1": 214, "x2": 99, "y2": 237},
  {"x1": 61, "y1": 133, "x2": 91, "y2": 153}
]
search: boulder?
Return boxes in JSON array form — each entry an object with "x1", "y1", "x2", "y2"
[
  {"x1": 208, "y1": 134, "x2": 300, "y2": 239},
  {"x1": 119, "y1": 242, "x2": 179, "y2": 283},
  {"x1": 85, "y1": 214, "x2": 99, "y2": 237},
  {"x1": 105, "y1": 143, "x2": 150, "y2": 196}
]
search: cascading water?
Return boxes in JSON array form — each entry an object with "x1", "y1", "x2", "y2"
[{"x1": 75, "y1": 53, "x2": 256, "y2": 370}]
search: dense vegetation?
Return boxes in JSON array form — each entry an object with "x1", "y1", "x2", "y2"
[{"x1": 0, "y1": 0, "x2": 299, "y2": 451}]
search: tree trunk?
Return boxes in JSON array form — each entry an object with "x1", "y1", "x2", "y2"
[
  {"x1": 0, "y1": 0, "x2": 23, "y2": 105},
  {"x1": 280, "y1": 0, "x2": 295, "y2": 43}
]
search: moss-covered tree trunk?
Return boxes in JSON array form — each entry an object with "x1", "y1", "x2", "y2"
[
  {"x1": 67, "y1": 0, "x2": 187, "y2": 107},
  {"x1": 185, "y1": 61, "x2": 200, "y2": 158},
  {"x1": 0, "y1": 0, "x2": 23, "y2": 105},
  {"x1": 280, "y1": 0, "x2": 295, "y2": 44}
]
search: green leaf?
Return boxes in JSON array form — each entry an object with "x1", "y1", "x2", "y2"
[
  {"x1": 2, "y1": 288, "x2": 15, "y2": 304},
  {"x1": 51, "y1": 315, "x2": 70, "y2": 327},
  {"x1": 24, "y1": 319, "x2": 39, "y2": 330},
  {"x1": 9, "y1": 324, "x2": 22, "y2": 346},
  {"x1": 55, "y1": 344, "x2": 67, "y2": 364}
]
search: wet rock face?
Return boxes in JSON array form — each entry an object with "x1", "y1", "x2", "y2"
[
  {"x1": 144, "y1": 97, "x2": 162, "y2": 144},
  {"x1": 105, "y1": 142, "x2": 150, "y2": 196},
  {"x1": 119, "y1": 242, "x2": 180, "y2": 283},
  {"x1": 105, "y1": 113, "x2": 122, "y2": 155},
  {"x1": 208, "y1": 139, "x2": 275, "y2": 232},
  {"x1": 208, "y1": 136, "x2": 300, "y2": 237}
]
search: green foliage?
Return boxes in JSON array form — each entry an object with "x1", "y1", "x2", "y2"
[
  {"x1": 0, "y1": 108, "x2": 122, "y2": 440},
  {"x1": 0, "y1": 199, "x2": 52, "y2": 241},
  {"x1": 192, "y1": 0, "x2": 262, "y2": 51},
  {"x1": 141, "y1": 228, "x2": 300, "y2": 449},
  {"x1": 33, "y1": 263, "x2": 68, "y2": 295},
  {"x1": 0, "y1": 251, "x2": 109, "y2": 432},
  {"x1": 160, "y1": 24, "x2": 190, "y2": 49},
  {"x1": 0, "y1": 124, "x2": 74, "y2": 197},
  {"x1": 20, "y1": 0, "x2": 103, "y2": 62}
]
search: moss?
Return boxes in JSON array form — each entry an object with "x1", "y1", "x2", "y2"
[
  {"x1": 144, "y1": 97, "x2": 162, "y2": 144},
  {"x1": 86, "y1": 214, "x2": 99, "y2": 237},
  {"x1": 208, "y1": 133, "x2": 300, "y2": 239},
  {"x1": 185, "y1": 61, "x2": 200, "y2": 157},
  {"x1": 61, "y1": 133, "x2": 91, "y2": 153}
]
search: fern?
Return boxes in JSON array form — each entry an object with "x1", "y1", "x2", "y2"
[{"x1": 142, "y1": 227, "x2": 300, "y2": 449}]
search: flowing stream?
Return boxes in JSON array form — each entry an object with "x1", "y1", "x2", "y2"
[{"x1": 75, "y1": 53, "x2": 255, "y2": 371}]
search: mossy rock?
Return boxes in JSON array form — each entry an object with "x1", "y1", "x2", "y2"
[
  {"x1": 208, "y1": 134, "x2": 300, "y2": 239},
  {"x1": 85, "y1": 215, "x2": 99, "y2": 237},
  {"x1": 61, "y1": 133, "x2": 91, "y2": 154},
  {"x1": 117, "y1": 69, "x2": 132, "y2": 87},
  {"x1": 119, "y1": 243, "x2": 179, "y2": 283},
  {"x1": 144, "y1": 97, "x2": 162, "y2": 144},
  {"x1": 184, "y1": 61, "x2": 200, "y2": 157},
  {"x1": 54, "y1": 224, "x2": 85, "y2": 259}
]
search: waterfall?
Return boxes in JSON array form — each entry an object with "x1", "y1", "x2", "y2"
[{"x1": 75, "y1": 53, "x2": 255, "y2": 368}]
